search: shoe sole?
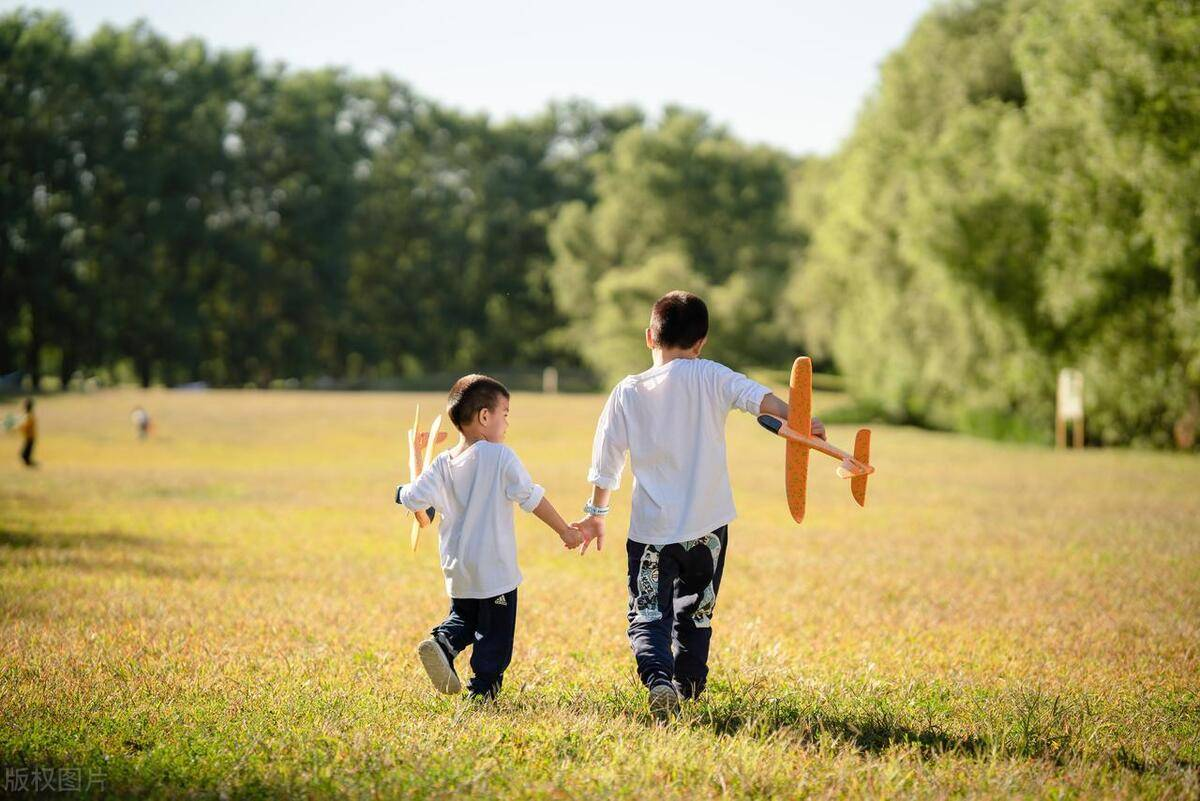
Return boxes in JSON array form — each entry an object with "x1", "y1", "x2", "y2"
[
  {"x1": 417, "y1": 639, "x2": 461, "y2": 694},
  {"x1": 649, "y1": 684, "x2": 680, "y2": 721}
]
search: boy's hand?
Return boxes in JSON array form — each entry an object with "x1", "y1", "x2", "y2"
[
  {"x1": 411, "y1": 430, "x2": 449, "y2": 473},
  {"x1": 760, "y1": 395, "x2": 826, "y2": 440},
  {"x1": 559, "y1": 524, "x2": 584, "y2": 550},
  {"x1": 574, "y1": 515, "x2": 606, "y2": 555},
  {"x1": 412, "y1": 430, "x2": 449, "y2": 451}
]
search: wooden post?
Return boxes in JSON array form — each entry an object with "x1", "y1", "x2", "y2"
[{"x1": 1056, "y1": 368, "x2": 1085, "y2": 449}]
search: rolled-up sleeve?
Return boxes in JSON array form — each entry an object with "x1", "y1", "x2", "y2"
[
  {"x1": 587, "y1": 386, "x2": 629, "y2": 490},
  {"x1": 503, "y1": 449, "x2": 545, "y2": 513},
  {"x1": 713, "y1": 362, "x2": 772, "y2": 415}
]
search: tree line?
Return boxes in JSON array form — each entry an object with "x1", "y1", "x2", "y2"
[
  {"x1": 0, "y1": 11, "x2": 656, "y2": 388},
  {"x1": 3, "y1": 3, "x2": 1197, "y2": 448}
]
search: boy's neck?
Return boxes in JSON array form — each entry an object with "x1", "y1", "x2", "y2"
[
  {"x1": 652, "y1": 347, "x2": 700, "y2": 367},
  {"x1": 454, "y1": 430, "x2": 485, "y2": 454}
]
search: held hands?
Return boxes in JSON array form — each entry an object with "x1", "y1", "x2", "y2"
[
  {"x1": 811, "y1": 416, "x2": 827, "y2": 441},
  {"x1": 532, "y1": 497, "x2": 586, "y2": 552},
  {"x1": 572, "y1": 515, "x2": 606, "y2": 555},
  {"x1": 558, "y1": 523, "x2": 584, "y2": 550}
]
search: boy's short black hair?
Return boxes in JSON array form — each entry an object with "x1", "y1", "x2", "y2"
[
  {"x1": 649, "y1": 290, "x2": 708, "y2": 349},
  {"x1": 446, "y1": 374, "x2": 509, "y2": 431}
]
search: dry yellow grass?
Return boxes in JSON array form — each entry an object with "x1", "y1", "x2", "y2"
[{"x1": 1, "y1": 388, "x2": 1198, "y2": 799}]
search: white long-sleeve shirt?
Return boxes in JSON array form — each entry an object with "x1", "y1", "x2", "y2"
[
  {"x1": 588, "y1": 358, "x2": 771, "y2": 546},
  {"x1": 398, "y1": 440, "x2": 545, "y2": 599}
]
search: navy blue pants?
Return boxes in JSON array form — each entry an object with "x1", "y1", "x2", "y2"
[
  {"x1": 432, "y1": 589, "x2": 517, "y2": 698},
  {"x1": 626, "y1": 526, "x2": 728, "y2": 699}
]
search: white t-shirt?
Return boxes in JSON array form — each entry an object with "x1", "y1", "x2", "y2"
[
  {"x1": 399, "y1": 440, "x2": 545, "y2": 599},
  {"x1": 588, "y1": 358, "x2": 771, "y2": 546}
]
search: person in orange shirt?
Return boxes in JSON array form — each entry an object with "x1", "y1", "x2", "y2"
[{"x1": 8, "y1": 397, "x2": 37, "y2": 467}]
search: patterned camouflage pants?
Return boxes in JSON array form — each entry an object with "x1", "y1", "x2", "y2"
[{"x1": 625, "y1": 526, "x2": 728, "y2": 699}]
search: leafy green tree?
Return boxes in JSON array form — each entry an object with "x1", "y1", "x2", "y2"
[
  {"x1": 548, "y1": 109, "x2": 799, "y2": 380},
  {"x1": 790, "y1": 0, "x2": 1198, "y2": 447},
  {"x1": 347, "y1": 97, "x2": 641, "y2": 377},
  {"x1": 1014, "y1": 0, "x2": 1200, "y2": 446},
  {"x1": 0, "y1": 11, "x2": 89, "y2": 386},
  {"x1": 76, "y1": 23, "x2": 249, "y2": 386},
  {"x1": 786, "y1": 0, "x2": 1043, "y2": 435}
]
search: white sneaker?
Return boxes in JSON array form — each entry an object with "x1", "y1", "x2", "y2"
[
  {"x1": 417, "y1": 638, "x2": 461, "y2": 694},
  {"x1": 648, "y1": 682, "x2": 680, "y2": 721}
]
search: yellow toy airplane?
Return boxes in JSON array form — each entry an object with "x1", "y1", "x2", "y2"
[
  {"x1": 404, "y1": 404, "x2": 448, "y2": 550},
  {"x1": 756, "y1": 356, "x2": 874, "y2": 523}
]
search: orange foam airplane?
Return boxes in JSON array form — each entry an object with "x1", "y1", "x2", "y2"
[{"x1": 756, "y1": 356, "x2": 874, "y2": 523}]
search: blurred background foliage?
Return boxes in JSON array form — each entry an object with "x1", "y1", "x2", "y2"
[
  {"x1": 2, "y1": 0, "x2": 1197, "y2": 447},
  {"x1": 788, "y1": 0, "x2": 1199, "y2": 448}
]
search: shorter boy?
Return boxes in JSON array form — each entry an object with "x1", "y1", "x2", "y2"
[{"x1": 396, "y1": 375, "x2": 582, "y2": 699}]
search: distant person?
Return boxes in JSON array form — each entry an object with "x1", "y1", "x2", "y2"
[
  {"x1": 6, "y1": 397, "x2": 38, "y2": 467},
  {"x1": 395, "y1": 375, "x2": 584, "y2": 699},
  {"x1": 572, "y1": 291, "x2": 827, "y2": 719},
  {"x1": 131, "y1": 406, "x2": 152, "y2": 439}
]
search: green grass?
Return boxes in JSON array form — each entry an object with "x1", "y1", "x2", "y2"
[{"x1": 1, "y1": 388, "x2": 1198, "y2": 799}]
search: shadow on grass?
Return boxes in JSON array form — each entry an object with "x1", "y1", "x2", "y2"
[
  {"x1": 599, "y1": 680, "x2": 1200, "y2": 778},
  {"x1": 688, "y1": 698, "x2": 987, "y2": 758},
  {"x1": 0, "y1": 526, "x2": 215, "y2": 585},
  {"x1": 1113, "y1": 747, "x2": 1200, "y2": 775},
  {"x1": 685, "y1": 700, "x2": 1200, "y2": 776},
  {"x1": 0, "y1": 527, "x2": 179, "y2": 551},
  {"x1": 599, "y1": 678, "x2": 983, "y2": 756}
]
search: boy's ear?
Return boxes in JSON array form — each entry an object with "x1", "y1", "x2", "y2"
[
  {"x1": 477, "y1": 406, "x2": 490, "y2": 427},
  {"x1": 645, "y1": 327, "x2": 655, "y2": 350},
  {"x1": 692, "y1": 336, "x2": 708, "y2": 355}
]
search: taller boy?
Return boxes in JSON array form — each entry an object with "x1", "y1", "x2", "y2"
[{"x1": 574, "y1": 291, "x2": 824, "y2": 718}]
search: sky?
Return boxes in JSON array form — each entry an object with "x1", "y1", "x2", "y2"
[{"x1": 4, "y1": 0, "x2": 937, "y2": 155}]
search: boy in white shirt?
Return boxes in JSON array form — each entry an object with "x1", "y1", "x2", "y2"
[
  {"x1": 574, "y1": 291, "x2": 825, "y2": 718},
  {"x1": 397, "y1": 375, "x2": 583, "y2": 698}
]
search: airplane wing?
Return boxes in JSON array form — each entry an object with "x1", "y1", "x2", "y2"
[{"x1": 786, "y1": 356, "x2": 812, "y2": 524}]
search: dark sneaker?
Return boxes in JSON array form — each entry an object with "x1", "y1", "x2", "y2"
[
  {"x1": 648, "y1": 682, "x2": 680, "y2": 721},
  {"x1": 417, "y1": 638, "x2": 461, "y2": 694}
]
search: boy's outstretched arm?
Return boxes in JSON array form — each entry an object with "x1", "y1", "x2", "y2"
[
  {"x1": 502, "y1": 452, "x2": 582, "y2": 550},
  {"x1": 532, "y1": 496, "x2": 583, "y2": 550},
  {"x1": 759, "y1": 393, "x2": 826, "y2": 441}
]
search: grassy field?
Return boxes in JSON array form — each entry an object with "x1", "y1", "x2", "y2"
[{"x1": 1, "y1": 388, "x2": 1197, "y2": 799}]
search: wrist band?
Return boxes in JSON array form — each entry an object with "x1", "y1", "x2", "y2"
[{"x1": 583, "y1": 501, "x2": 610, "y2": 517}]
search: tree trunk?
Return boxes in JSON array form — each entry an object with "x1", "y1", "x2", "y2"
[
  {"x1": 59, "y1": 347, "x2": 77, "y2": 390},
  {"x1": 137, "y1": 354, "x2": 153, "y2": 389},
  {"x1": 25, "y1": 321, "x2": 41, "y2": 391}
]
